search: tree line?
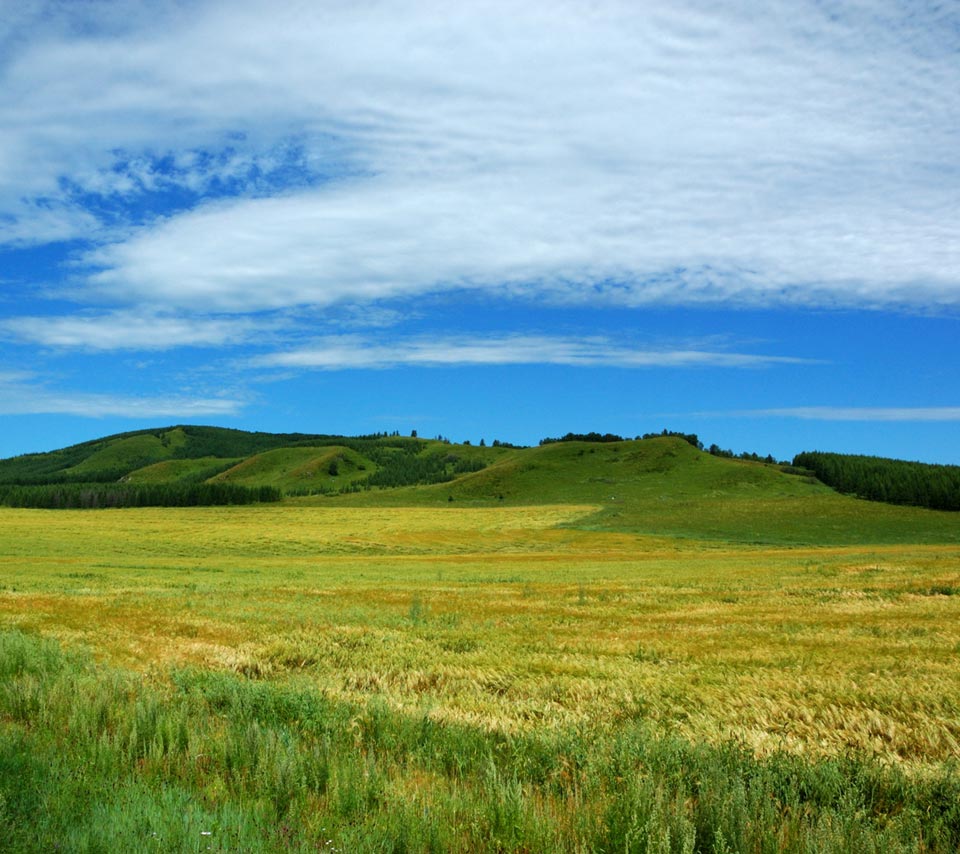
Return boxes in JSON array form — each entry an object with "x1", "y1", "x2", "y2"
[
  {"x1": 0, "y1": 482, "x2": 281, "y2": 509},
  {"x1": 707, "y1": 445, "x2": 781, "y2": 465},
  {"x1": 793, "y1": 451, "x2": 960, "y2": 511},
  {"x1": 540, "y1": 430, "x2": 704, "y2": 450}
]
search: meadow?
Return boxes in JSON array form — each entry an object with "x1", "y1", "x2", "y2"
[{"x1": 1, "y1": 500, "x2": 959, "y2": 851}]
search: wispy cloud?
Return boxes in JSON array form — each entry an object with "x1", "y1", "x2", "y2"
[
  {"x1": 0, "y1": 368, "x2": 35, "y2": 384},
  {"x1": 746, "y1": 407, "x2": 960, "y2": 422},
  {"x1": 0, "y1": 310, "x2": 266, "y2": 351},
  {"x1": 1, "y1": 1, "x2": 957, "y2": 312},
  {"x1": 0, "y1": 380, "x2": 243, "y2": 418},
  {"x1": 0, "y1": 361, "x2": 244, "y2": 417},
  {"x1": 254, "y1": 334, "x2": 811, "y2": 370}
]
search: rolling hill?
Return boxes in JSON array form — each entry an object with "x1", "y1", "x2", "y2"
[
  {"x1": 330, "y1": 436, "x2": 960, "y2": 544},
  {"x1": 0, "y1": 425, "x2": 504, "y2": 505},
  {"x1": 207, "y1": 446, "x2": 374, "y2": 492},
  {"x1": 1, "y1": 425, "x2": 958, "y2": 544}
]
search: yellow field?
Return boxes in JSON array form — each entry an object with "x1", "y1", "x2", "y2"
[{"x1": 2, "y1": 503, "x2": 959, "y2": 771}]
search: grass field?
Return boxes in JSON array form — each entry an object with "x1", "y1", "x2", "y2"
[
  {"x1": 207, "y1": 446, "x2": 375, "y2": 492},
  {"x1": 2, "y1": 500, "x2": 959, "y2": 851}
]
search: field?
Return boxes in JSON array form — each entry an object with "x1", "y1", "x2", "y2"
[{"x1": 2, "y1": 500, "x2": 960, "y2": 851}]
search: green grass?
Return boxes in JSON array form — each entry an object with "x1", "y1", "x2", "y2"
[
  {"x1": 208, "y1": 446, "x2": 375, "y2": 492},
  {"x1": 124, "y1": 456, "x2": 243, "y2": 484},
  {"x1": 4, "y1": 429, "x2": 960, "y2": 547},
  {"x1": 328, "y1": 438, "x2": 960, "y2": 545},
  {"x1": 2, "y1": 498, "x2": 960, "y2": 849},
  {"x1": 2, "y1": 629, "x2": 958, "y2": 853},
  {"x1": 2, "y1": 430, "x2": 959, "y2": 851},
  {"x1": 3, "y1": 504, "x2": 959, "y2": 762},
  {"x1": 64, "y1": 428, "x2": 189, "y2": 476}
]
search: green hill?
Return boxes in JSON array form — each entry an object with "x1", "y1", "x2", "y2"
[
  {"x1": 329, "y1": 437, "x2": 823, "y2": 505},
  {"x1": 0, "y1": 425, "x2": 503, "y2": 498},
  {"x1": 1, "y1": 426, "x2": 959, "y2": 545},
  {"x1": 65, "y1": 429, "x2": 188, "y2": 477},
  {"x1": 123, "y1": 457, "x2": 242, "y2": 485},
  {"x1": 208, "y1": 446, "x2": 374, "y2": 492},
  {"x1": 329, "y1": 437, "x2": 960, "y2": 545},
  {"x1": 0, "y1": 425, "x2": 393, "y2": 485}
]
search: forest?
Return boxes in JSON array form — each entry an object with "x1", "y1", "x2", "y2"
[
  {"x1": 793, "y1": 451, "x2": 960, "y2": 511},
  {"x1": 0, "y1": 482, "x2": 281, "y2": 509}
]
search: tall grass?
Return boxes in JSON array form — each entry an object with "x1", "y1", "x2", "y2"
[
  {"x1": 3, "y1": 504, "x2": 959, "y2": 765},
  {"x1": 2, "y1": 630, "x2": 958, "y2": 853}
]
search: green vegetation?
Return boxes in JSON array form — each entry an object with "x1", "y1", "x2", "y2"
[
  {"x1": 365, "y1": 446, "x2": 485, "y2": 489},
  {"x1": 331, "y1": 438, "x2": 960, "y2": 545},
  {"x1": 0, "y1": 426, "x2": 505, "y2": 506},
  {"x1": 794, "y1": 451, "x2": 960, "y2": 511},
  {"x1": 3, "y1": 429, "x2": 959, "y2": 547},
  {"x1": 540, "y1": 430, "x2": 632, "y2": 444},
  {"x1": 2, "y1": 485, "x2": 960, "y2": 850},
  {"x1": 123, "y1": 456, "x2": 242, "y2": 485},
  {"x1": 2, "y1": 427, "x2": 959, "y2": 848},
  {"x1": 541, "y1": 429, "x2": 704, "y2": 450},
  {"x1": 0, "y1": 481, "x2": 280, "y2": 509},
  {"x1": 2, "y1": 629, "x2": 958, "y2": 853},
  {"x1": 209, "y1": 446, "x2": 373, "y2": 493},
  {"x1": 3, "y1": 501, "x2": 960, "y2": 850}
]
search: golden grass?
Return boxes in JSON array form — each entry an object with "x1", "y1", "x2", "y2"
[{"x1": 2, "y1": 504, "x2": 959, "y2": 770}]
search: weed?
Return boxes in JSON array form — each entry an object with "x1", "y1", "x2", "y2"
[
  {"x1": 408, "y1": 593, "x2": 428, "y2": 624},
  {"x1": 630, "y1": 644, "x2": 664, "y2": 664}
]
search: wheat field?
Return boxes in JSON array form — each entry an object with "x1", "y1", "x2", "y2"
[{"x1": 3, "y1": 503, "x2": 958, "y2": 771}]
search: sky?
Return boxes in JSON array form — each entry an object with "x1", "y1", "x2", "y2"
[{"x1": 1, "y1": 0, "x2": 958, "y2": 464}]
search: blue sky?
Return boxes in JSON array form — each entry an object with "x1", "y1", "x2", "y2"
[{"x1": 1, "y1": 1, "x2": 958, "y2": 463}]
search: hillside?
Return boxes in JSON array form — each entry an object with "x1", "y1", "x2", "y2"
[
  {"x1": 0, "y1": 426, "x2": 364, "y2": 484},
  {"x1": 208, "y1": 446, "x2": 374, "y2": 492},
  {"x1": 0, "y1": 425, "x2": 506, "y2": 504},
  {"x1": 327, "y1": 437, "x2": 960, "y2": 545},
  {"x1": 1, "y1": 426, "x2": 959, "y2": 544}
]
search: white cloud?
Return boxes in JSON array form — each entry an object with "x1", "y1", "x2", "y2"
[
  {"x1": 0, "y1": 0, "x2": 957, "y2": 310},
  {"x1": 0, "y1": 357, "x2": 245, "y2": 419},
  {"x1": 0, "y1": 382, "x2": 242, "y2": 418},
  {"x1": 254, "y1": 334, "x2": 810, "y2": 370},
  {"x1": 0, "y1": 368, "x2": 36, "y2": 384},
  {"x1": 750, "y1": 407, "x2": 960, "y2": 422},
  {"x1": 0, "y1": 310, "x2": 265, "y2": 351}
]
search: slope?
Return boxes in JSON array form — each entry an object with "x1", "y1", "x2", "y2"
[
  {"x1": 123, "y1": 457, "x2": 243, "y2": 485},
  {"x1": 328, "y1": 437, "x2": 960, "y2": 545},
  {"x1": 208, "y1": 446, "x2": 374, "y2": 492},
  {"x1": 0, "y1": 425, "x2": 416, "y2": 486},
  {"x1": 0, "y1": 425, "x2": 335, "y2": 484}
]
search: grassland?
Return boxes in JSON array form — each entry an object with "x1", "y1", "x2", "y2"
[
  {"x1": 208, "y1": 446, "x2": 375, "y2": 492},
  {"x1": 2, "y1": 497, "x2": 959, "y2": 851},
  {"x1": 124, "y1": 457, "x2": 243, "y2": 485},
  {"x1": 4, "y1": 426, "x2": 959, "y2": 546},
  {"x1": 333, "y1": 439, "x2": 960, "y2": 546}
]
